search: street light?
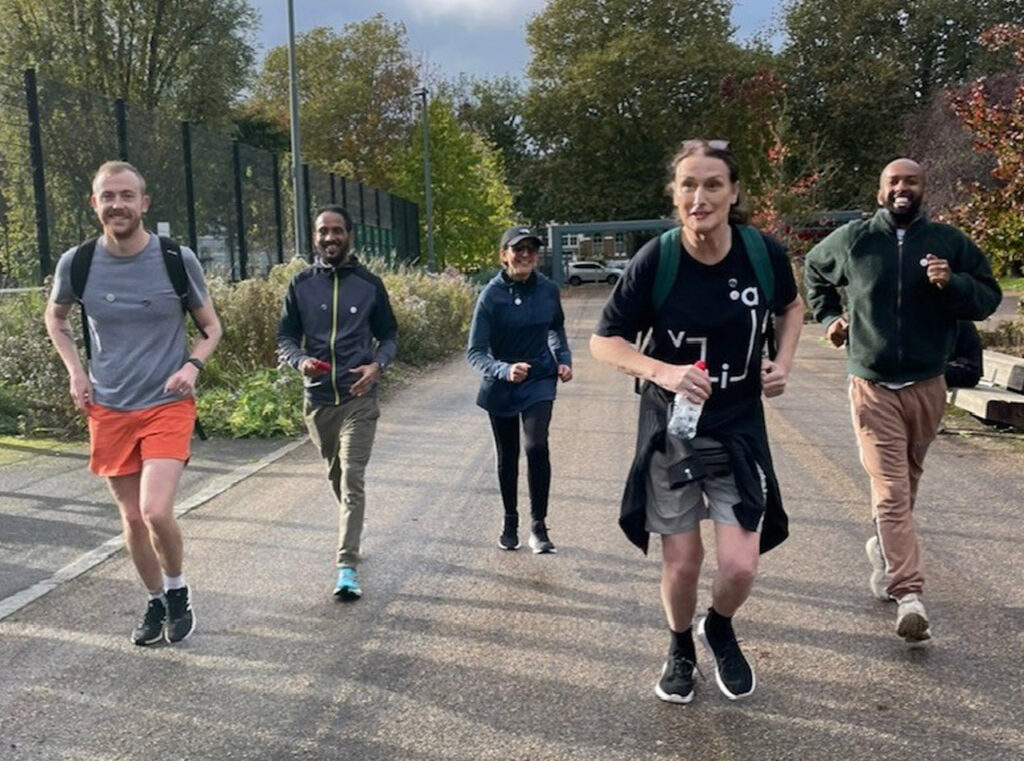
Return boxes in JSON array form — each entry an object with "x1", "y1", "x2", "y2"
[
  {"x1": 413, "y1": 86, "x2": 435, "y2": 272},
  {"x1": 287, "y1": 0, "x2": 308, "y2": 257}
]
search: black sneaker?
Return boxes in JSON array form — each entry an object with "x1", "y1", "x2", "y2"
[
  {"x1": 528, "y1": 522, "x2": 556, "y2": 554},
  {"x1": 164, "y1": 587, "x2": 196, "y2": 644},
  {"x1": 654, "y1": 653, "x2": 696, "y2": 704},
  {"x1": 499, "y1": 515, "x2": 519, "y2": 550},
  {"x1": 131, "y1": 597, "x2": 166, "y2": 646},
  {"x1": 697, "y1": 615, "x2": 755, "y2": 700}
]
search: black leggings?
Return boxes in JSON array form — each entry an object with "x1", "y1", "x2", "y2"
[{"x1": 488, "y1": 400, "x2": 553, "y2": 522}]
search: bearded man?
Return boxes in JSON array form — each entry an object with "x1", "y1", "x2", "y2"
[{"x1": 803, "y1": 158, "x2": 1001, "y2": 645}]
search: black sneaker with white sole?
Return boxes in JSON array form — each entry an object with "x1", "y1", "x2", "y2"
[
  {"x1": 132, "y1": 597, "x2": 167, "y2": 646},
  {"x1": 528, "y1": 522, "x2": 556, "y2": 554},
  {"x1": 164, "y1": 586, "x2": 195, "y2": 643},
  {"x1": 697, "y1": 615, "x2": 756, "y2": 700},
  {"x1": 655, "y1": 653, "x2": 696, "y2": 704},
  {"x1": 499, "y1": 514, "x2": 520, "y2": 550}
]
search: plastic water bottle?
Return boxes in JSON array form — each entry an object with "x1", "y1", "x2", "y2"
[{"x1": 667, "y1": 360, "x2": 707, "y2": 440}]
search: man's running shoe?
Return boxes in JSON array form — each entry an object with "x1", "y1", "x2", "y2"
[
  {"x1": 164, "y1": 587, "x2": 195, "y2": 644},
  {"x1": 697, "y1": 615, "x2": 756, "y2": 700},
  {"x1": 896, "y1": 593, "x2": 931, "y2": 645},
  {"x1": 528, "y1": 522, "x2": 556, "y2": 554},
  {"x1": 334, "y1": 566, "x2": 362, "y2": 601},
  {"x1": 654, "y1": 653, "x2": 696, "y2": 704},
  {"x1": 132, "y1": 597, "x2": 166, "y2": 646},
  {"x1": 865, "y1": 535, "x2": 893, "y2": 601}
]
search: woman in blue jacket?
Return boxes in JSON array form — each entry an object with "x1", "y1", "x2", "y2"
[{"x1": 467, "y1": 226, "x2": 573, "y2": 553}]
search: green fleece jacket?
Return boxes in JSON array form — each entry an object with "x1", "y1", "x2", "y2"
[{"x1": 804, "y1": 209, "x2": 1001, "y2": 383}]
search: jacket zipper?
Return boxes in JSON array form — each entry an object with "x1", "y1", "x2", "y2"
[
  {"x1": 896, "y1": 235, "x2": 903, "y2": 370},
  {"x1": 330, "y1": 271, "x2": 340, "y2": 404}
]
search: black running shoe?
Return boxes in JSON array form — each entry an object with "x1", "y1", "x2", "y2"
[
  {"x1": 499, "y1": 515, "x2": 519, "y2": 550},
  {"x1": 131, "y1": 597, "x2": 166, "y2": 646},
  {"x1": 528, "y1": 522, "x2": 556, "y2": 554},
  {"x1": 654, "y1": 653, "x2": 696, "y2": 704},
  {"x1": 164, "y1": 587, "x2": 196, "y2": 643},
  {"x1": 697, "y1": 615, "x2": 756, "y2": 700}
]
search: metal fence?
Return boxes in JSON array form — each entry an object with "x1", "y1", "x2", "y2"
[{"x1": 0, "y1": 69, "x2": 420, "y2": 287}]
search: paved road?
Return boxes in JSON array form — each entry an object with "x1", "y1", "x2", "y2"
[{"x1": 1, "y1": 288, "x2": 1022, "y2": 760}]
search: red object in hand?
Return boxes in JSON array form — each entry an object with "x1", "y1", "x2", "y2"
[
  {"x1": 312, "y1": 359, "x2": 331, "y2": 372},
  {"x1": 694, "y1": 360, "x2": 707, "y2": 371}
]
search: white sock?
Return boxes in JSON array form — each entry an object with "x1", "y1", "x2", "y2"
[
  {"x1": 164, "y1": 573, "x2": 186, "y2": 591},
  {"x1": 148, "y1": 589, "x2": 164, "y2": 601}
]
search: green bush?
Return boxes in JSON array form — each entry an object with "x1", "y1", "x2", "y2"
[{"x1": 1, "y1": 256, "x2": 477, "y2": 438}]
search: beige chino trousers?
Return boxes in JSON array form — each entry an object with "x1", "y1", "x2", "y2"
[{"x1": 848, "y1": 374, "x2": 946, "y2": 599}]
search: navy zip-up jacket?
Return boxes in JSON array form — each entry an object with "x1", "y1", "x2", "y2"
[
  {"x1": 278, "y1": 257, "x2": 398, "y2": 407},
  {"x1": 467, "y1": 270, "x2": 571, "y2": 415}
]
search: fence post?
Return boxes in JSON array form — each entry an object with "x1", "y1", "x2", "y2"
[
  {"x1": 358, "y1": 182, "x2": 366, "y2": 250},
  {"x1": 231, "y1": 140, "x2": 248, "y2": 279},
  {"x1": 24, "y1": 69, "x2": 51, "y2": 282},
  {"x1": 115, "y1": 99, "x2": 128, "y2": 160},
  {"x1": 271, "y1": 154, "x2": 284, "y2": 264},
  {"x1": 340, "y1": 176, "x2": 348, "y2": 208},
  {"x1": 181, "y1": 122, "x2": 198, "y2": 252},
  {"x1": 374, "y1": 189, "x2": 383, "y2": 257},
  {"x1": 302, "y1": 164, "x2": 312, "y2": 260},
  {"x1": 329, "y1": 173, "x2": 337, "y2": 204}
]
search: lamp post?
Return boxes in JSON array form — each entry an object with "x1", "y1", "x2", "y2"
[
  {"x1": 287, "y1": 0, "x2": 307, "y2": 257},
  {"x1": 413, "y1": 86, "x2": 435, "y2": 272}
]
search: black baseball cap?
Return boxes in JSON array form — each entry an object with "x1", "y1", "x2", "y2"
[{"x1": 499, "y1": 226, "x2": 543, "y2": 249}]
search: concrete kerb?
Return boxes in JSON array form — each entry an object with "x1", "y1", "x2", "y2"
[{"x1": 0, "y1": 436, "x2": 308, "y2": 622}]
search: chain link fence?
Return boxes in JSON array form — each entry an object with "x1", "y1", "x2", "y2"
[{"x1": 0, "y1": 69, "x2": 420, "y2": 287}]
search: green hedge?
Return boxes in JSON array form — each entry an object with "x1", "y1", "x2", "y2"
[{"x1": 0, "y1": 258, "x2": 477, "y2": 438}]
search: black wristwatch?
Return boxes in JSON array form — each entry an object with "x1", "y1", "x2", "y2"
[{"x1": 186, "y1": 357, "x2": 204, "y2": 371}]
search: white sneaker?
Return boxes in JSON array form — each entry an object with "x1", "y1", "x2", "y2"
[
  {"x1": 896, "y1": 594, "x2": 931, "y2": 644},
  {"x1": 865, "y1": 536, "x2": 893, "y2": 601}
]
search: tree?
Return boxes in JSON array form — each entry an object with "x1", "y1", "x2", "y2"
[
  {"x1": 391, "y1": 96, "x2": 514, "y2": 273},
  {"x1": 521, "y1": 0, "x2": 762, "y2": 224},
  {"x1": 779, "y1": 0, "x2": 1024, "y2": 207},
  {"x1": 946, "y1": 24, "x2": 1024, "y2": 276},
  {"x1": 0, "y1": 0, "x2": 257, "y2": 121},
  {"x1": 248, "y1": 16, "x2": 419, "y2": 188}
]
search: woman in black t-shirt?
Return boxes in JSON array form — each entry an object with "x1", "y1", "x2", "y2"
[{"x1": 590, "y1": 139, "x2": 804, "y2": 704}]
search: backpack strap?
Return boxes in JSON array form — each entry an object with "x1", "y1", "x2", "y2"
[
  {"x1": 737, "y1": 225, "x2": 774, "y2": 310},
  {"x1": 653, "y1": 227, "x2": 681, "y2": 311},
  {"x1": 70, "y1": 238, "x2": 99, "y2": 360},
  {"x1": 159, "y1": 236, "x2": 208, "y2": 339},
  {"x1": 737, "y1": 225, "x2": 777, "y2": 359}
]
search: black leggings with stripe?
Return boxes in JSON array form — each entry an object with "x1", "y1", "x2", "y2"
[{"x1": 488, "y1": 400, "x2": 553, "y2": 523}]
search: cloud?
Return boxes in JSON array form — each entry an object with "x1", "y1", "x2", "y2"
[{"x1": 400, "y1": 0, "x2": 545, "y2": 25}]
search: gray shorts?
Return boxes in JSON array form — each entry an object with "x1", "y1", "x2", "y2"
[{"x1": 645, "y1": 437, "x2": 765, "y2": 536}]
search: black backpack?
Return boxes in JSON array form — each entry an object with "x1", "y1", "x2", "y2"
[
  {"x1": 69, "y1": 235, "x2": 207, "y2": 360},
  {"x1": 70, "y1": 235, "x2": 209, "y2": 439}
]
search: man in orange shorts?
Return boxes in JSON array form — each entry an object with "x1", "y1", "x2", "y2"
[{"x1": 45, "y1": 161, "x2": 222, "y2": 645}]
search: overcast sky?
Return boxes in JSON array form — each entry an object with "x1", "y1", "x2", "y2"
[{"x1": 249, "y1": 0, "x2": 785, "y2": 81}]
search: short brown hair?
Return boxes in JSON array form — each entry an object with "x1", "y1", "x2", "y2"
[{"x1": 92, "y1": 161, "x2": 147, "y2": 195}]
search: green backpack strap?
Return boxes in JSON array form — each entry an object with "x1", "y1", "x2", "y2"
[
  {"x1": 653, "y1": 227, "x2": 681, "y2": 311},
  {"x1": 737, "y1": 225, "x2": 774, "y2": 310}
]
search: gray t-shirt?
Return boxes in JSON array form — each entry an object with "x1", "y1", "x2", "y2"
[{"x1": 50, "y1": 234, "x2": 208, "y2": 411}]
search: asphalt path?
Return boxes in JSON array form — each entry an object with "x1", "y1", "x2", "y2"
[{"x1": 1, "y1": 286, "x2": 1022, "y2": 760}]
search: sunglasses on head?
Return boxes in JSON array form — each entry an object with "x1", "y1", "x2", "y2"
[{"x1": 684, "y1": 138, "x2": 730, "y2": 152}]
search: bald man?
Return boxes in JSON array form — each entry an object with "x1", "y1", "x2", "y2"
[{"x1": 804, "y1": 158, "x2": 1001, "y2": 645}]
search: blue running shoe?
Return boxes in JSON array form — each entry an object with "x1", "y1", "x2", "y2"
[{"x1": 333, "y1": 566, "x2": 362, "y2": 601}]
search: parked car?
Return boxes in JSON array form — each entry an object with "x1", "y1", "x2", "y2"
[
  {"x1": 566, "y1": 260, "x2": 619, "y2": 286},
  {"x1": 604, "y1": 259, "x2": 629, "y2": 272}
]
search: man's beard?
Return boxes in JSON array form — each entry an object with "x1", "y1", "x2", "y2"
[
  {"x1": 318, "y1": 242, "x2": 350, "y2": 264},
  {"x1": 105, "y1": 213, "x2": 142, "y2": 240},
  {"x1": 885, "y1": 192, "x2": 922, "y2": 225}
]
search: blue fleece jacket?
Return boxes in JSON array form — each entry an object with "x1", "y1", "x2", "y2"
[{"x1": 467, "y1": 270, "x2": 571, "y2": 415}]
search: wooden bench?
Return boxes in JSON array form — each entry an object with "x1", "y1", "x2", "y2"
[{"x1": 947, "y1": 351, "x2": 1024, "y2": 428}]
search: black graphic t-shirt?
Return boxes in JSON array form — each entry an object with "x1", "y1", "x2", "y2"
[{"x1": 595, "y1": 226, "x2": 797, "y2": 434}]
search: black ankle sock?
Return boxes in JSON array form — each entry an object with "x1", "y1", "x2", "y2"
[
  {"x1": 669, "y1": 626, "x2": 696, "y2": 661},
  {"x1": 705, "y1": 607, "x2": 735, "y2": 645}
]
